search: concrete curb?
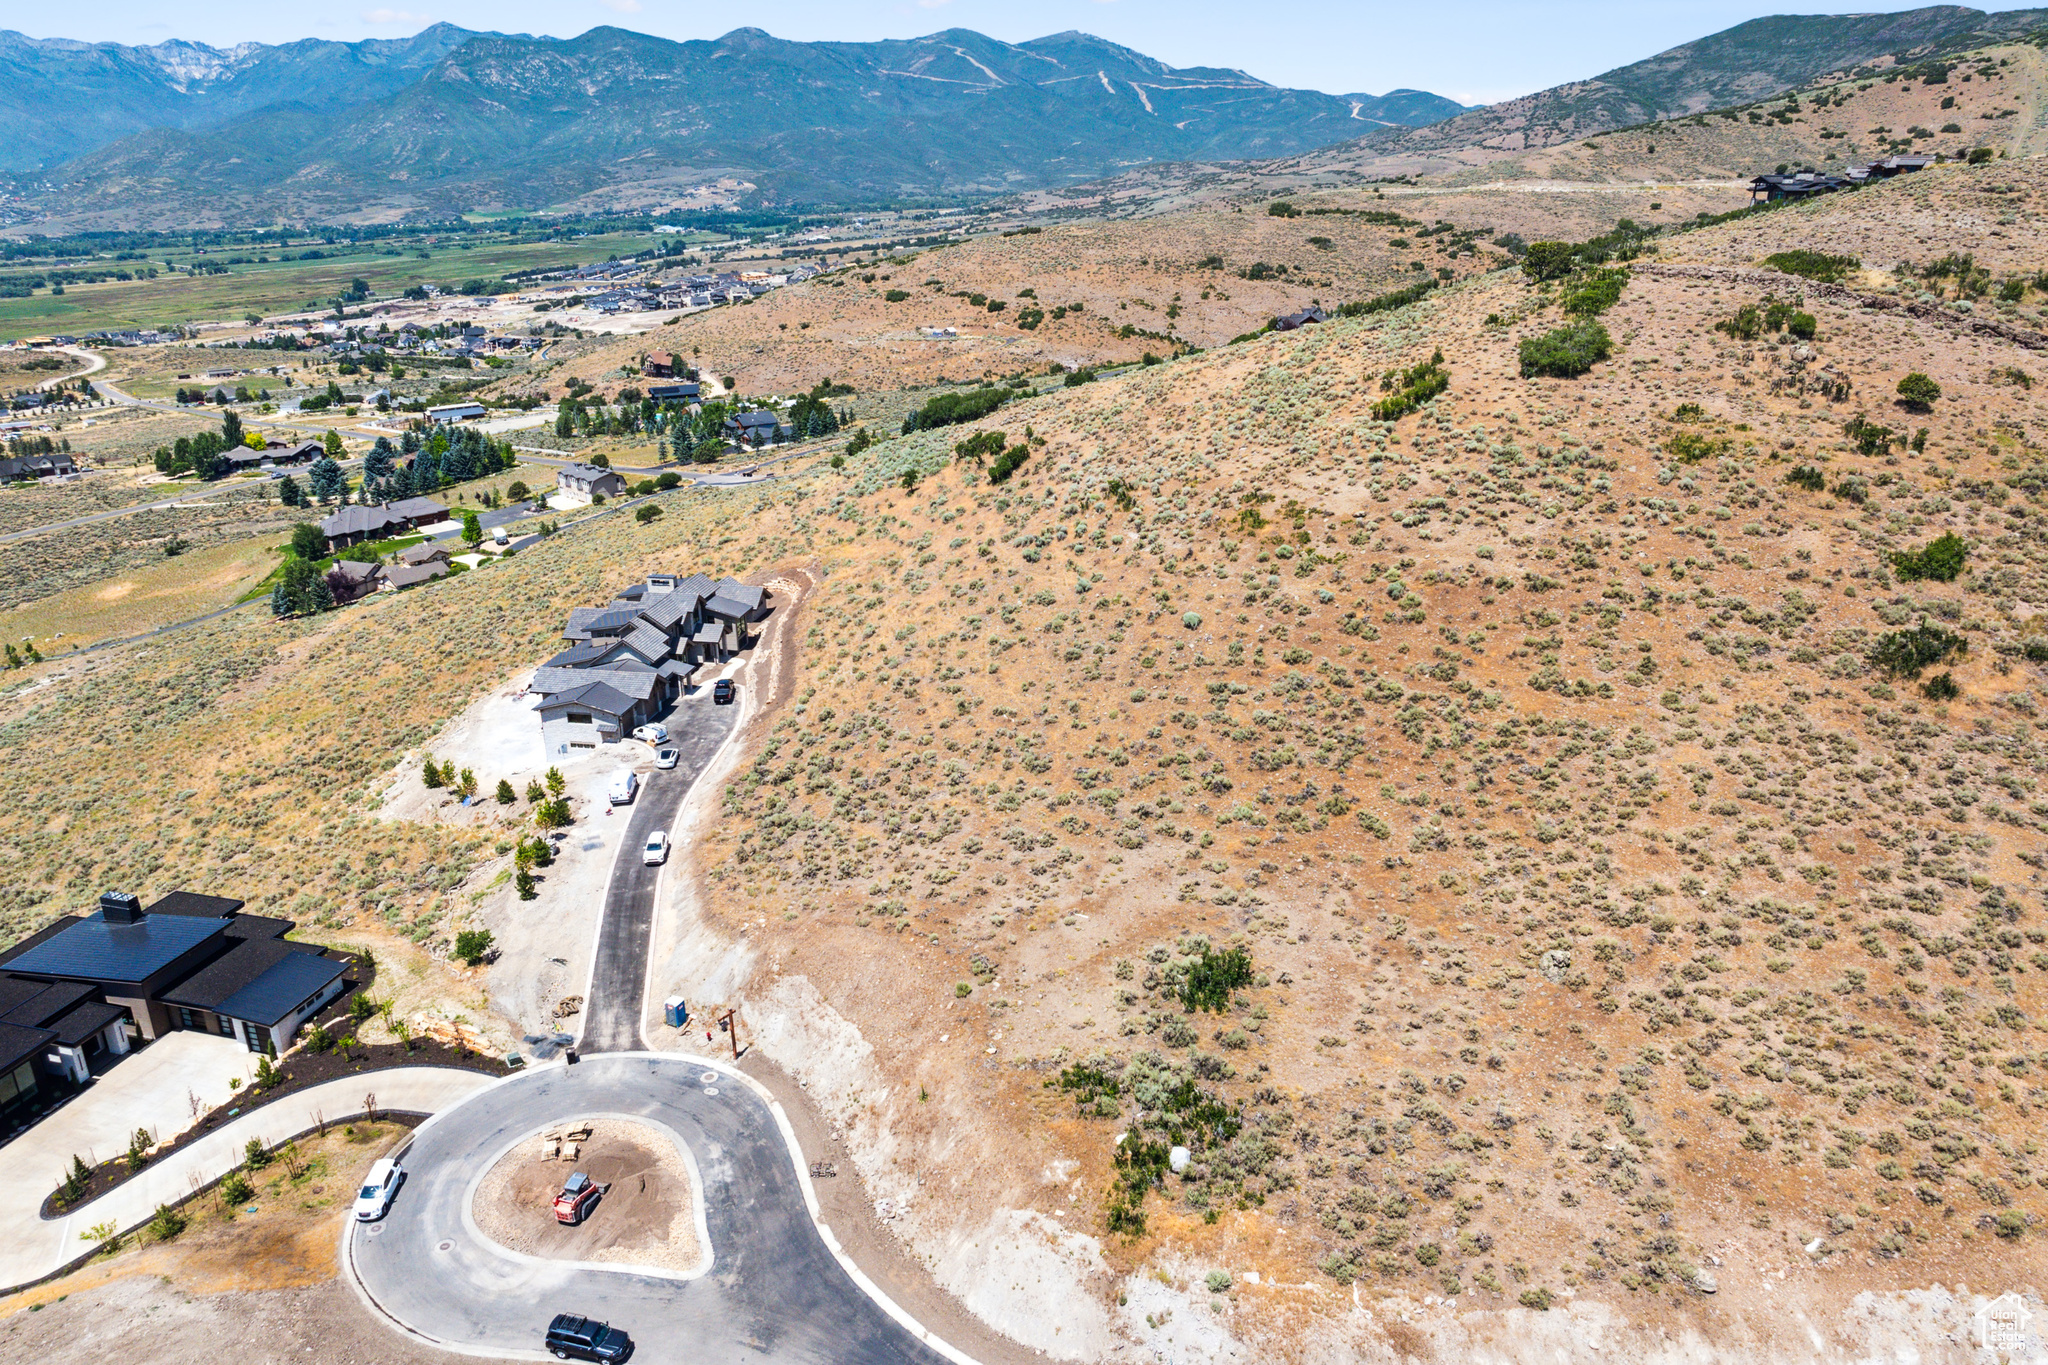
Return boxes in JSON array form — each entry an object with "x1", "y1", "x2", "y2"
[{"x1": 339, "y1": 1053, "x2": 986, "y2": 1365}]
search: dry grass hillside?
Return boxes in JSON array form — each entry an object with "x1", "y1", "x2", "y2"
[
  {"x1": 640, "y1": 177, "x2": 2048, "y2": 1357},
  {"x1": 506, "y1": 211, "x2": 1500, "y2": 403},
  {"x1": 1007, "y1": 41, "x2": 2048, "y2": 238},
  {"x1": 3, "y1": 155, "x2": 2047, "y2": 1361}
]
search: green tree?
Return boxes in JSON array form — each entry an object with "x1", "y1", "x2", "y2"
[
  {"x1": 1520, "y1": 242, "x2": 1578, "y2": 281},
  {"x1": 457, "y1": 768, "x2": 478, "y2": 799},
  {"x1": 422, "y1": 756, "x2": 445, "y2": 789},
  {"x1": 545, "y1": 767, "x2": 566, "y2": 798},
  {"x1": 148, "y1": 1204, "x2": 187, "y2": 1242},
  {"x1": 461, "y1": 510, "x2": 483, "y2": 546},
  {"x1": 222, "y1": 410, "x2": 244, "y2": 450},
  {"x1": 516, "y1": 868, "x2": 538, "y2": 901},
  {"x1": 496, "y1": 778, "x2": 516, "y2": 804},
  {"x1": 323, "y1": 429, "x2": 345, "y2": 456},
  {"x1": 277, "y1": 473, "x2": 306, "y2": 507},
  {"x1": 290, "y1": 522, "x2": 325, "y2": 560},
  {"x1": 1896, "y1": 372, "x2": 1941, "y2": 410},
  {"x1": 308, "y1": 455, "x2": 345, "y2": 503},
  {"x1": 126, "y1": 1126, "x2": 153, "y2": 1173},
  {"x1": 453, "y1": 929, "x2": 495, "y2": 965}
]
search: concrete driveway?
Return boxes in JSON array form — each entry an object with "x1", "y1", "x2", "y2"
[
  {"x1": 347, "y1": 1055, "x2": 966, "y2": 1364},
  {"x1": 7, "y1": 1033, "x2": 257, "y2": 1179},
  {"x1": 0, "y1": 1064, "x2": 494, "y2": 1293}
]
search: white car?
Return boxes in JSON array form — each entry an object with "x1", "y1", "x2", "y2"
[
  {"x1": 654, "y1": 747, "x2": 679, "y2": 770},
  {"x1": 609, "y1": 771, "x2": 639, "y2": 805},
  {"x1": 632, "y1": 722, "x2": 669, "y2": 744},
  {"x1": 643, "y1": 830, "x2": 670, "y2": 866},
  {"x1": 354, "y1": 1157, "x2": 403, "y2": 1221}
]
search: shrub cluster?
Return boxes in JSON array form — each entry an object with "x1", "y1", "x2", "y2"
[
  {"x1": 1519, "y1": 322, "x2": 1613, "y2": 378},
  {"x1": 1370, "y1": 349, "x2": 1449, "y2": 422}
]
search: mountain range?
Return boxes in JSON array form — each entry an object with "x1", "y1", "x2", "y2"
[
  {"x1": 1, "y1": 24, "x2": 1466, "y2": 221},
  {"x1": 7, "y1": 7, "x2": 2044, "y2": 226}
]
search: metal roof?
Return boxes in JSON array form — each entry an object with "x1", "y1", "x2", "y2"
[
  {"x1": 6, "y1": 912, "x2": 226, "y2": 985},
  {"x1": 163, "y1": 937, "x2": 296, "y2": 1011},
  {"x1": 216, "y1": 952, "x2": 346, "y2": 1027}
]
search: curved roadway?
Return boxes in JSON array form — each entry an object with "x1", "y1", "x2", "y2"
[{"x1": 348, "y1": 1055, "x2": 959, "y2": 1364}]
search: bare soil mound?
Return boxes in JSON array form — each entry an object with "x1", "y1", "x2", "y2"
[{"x1": 471, "y1": 1119, "x2": 702, "y2": 1275}]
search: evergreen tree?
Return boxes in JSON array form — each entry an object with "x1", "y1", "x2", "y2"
[
  {"x1": 308, "y1": 455, "x2": 344, "y2": 502},
  {"x1": 309, "y1": 573, "x2": 335, "y2": 612},
  {"x1": 278, "y1": 474, "x2": 305, "y2": 507},
  {"x1": 364, "y1": 437, "x2": 396, "y2": 487},
  {"x1": 222, "y1": 410, "x2": 244, "y2": 450},
  {"x1": 269, "y1": 581, "x2": 291, "y2": 616}
]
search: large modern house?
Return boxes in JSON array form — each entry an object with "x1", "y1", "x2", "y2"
[
  {"x1": 534, "y1": 572, "x2": 768, "y2": 752},
  {"x1": 0, "y1": 890, "x2": 352, "y2": 1121}
]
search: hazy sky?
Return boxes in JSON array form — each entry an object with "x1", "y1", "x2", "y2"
[{"x1": 24, "y1": 1, "x2": 2048, "y2": 106}]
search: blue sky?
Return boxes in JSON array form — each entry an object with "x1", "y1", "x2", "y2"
[{"x1": 29, "y1": 1, "x2": 2048, "y2": 106}]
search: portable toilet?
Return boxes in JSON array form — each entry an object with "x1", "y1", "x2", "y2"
[{"x1": 664, "y1": 996, "x2": 689, "y2": 1028}]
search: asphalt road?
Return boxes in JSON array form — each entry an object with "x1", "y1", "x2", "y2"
[
  {"x1": 579, "y1": 686, "x2": 740, "y2": 1054},
  {"x1": 348, "y1": 1056, "x2": 956, "y2": 1365}
]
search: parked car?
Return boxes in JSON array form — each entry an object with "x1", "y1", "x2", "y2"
[
  {"x1": 544, "y1": 1312, "x2": 632, "y2": 1362},
  {"x1": 608, "y1": 771, "x2": 638, "y2": 805},
  {"x1": 654, "y1": 747, "x2": 678, "y2": 770},
  {"x1": 643, "y1": 830, "x2": 670, "y2": 866},
  {"x1": 354, "y1": 1157, "x2": 403, "y2": 1221},
  {"x1": 631, "y1": 722, "x2": 668, "y2": 744},
  {"x1": 713, "y1": 678, "x2": 736, "y2": 705},
  {"x1": 553, "y1": 1170, "x2": 604, "y2": 1225}
]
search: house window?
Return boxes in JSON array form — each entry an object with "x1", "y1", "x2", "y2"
[
  {"x1": 567, "y1": 712, "x2": 593, "y2": 725},
  {"x1": 218, "y1": 1014, "x2": 235, "y2": 1038},
  {"x1": 177, "y1": 1007, "x2": 199, "y2": 1031}
]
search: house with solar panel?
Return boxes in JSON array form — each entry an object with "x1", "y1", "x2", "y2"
[
  {"x1": 0, "y1": 890, "x2": 354, "y2": 1123},
  {"x1": 533, "y1": 572, "x2": 769, "y2": 752}
]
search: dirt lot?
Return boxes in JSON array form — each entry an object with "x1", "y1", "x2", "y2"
[{"x1": 471, "y1": 1119, "x2": 702, "y2": 1275}]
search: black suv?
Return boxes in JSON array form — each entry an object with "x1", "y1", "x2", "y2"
[
  {"x1": 713, "y1": 678, "x2": 736, "y2": 705},
  {"x1": 545, "y1": 1313, "x2": 633, "y2": 1362}
]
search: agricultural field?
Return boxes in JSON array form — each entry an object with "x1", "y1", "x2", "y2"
[{"x1": 0, "y1": 231, "x2": 673, "y2": 340}]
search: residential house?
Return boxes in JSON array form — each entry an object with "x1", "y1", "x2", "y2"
[
  {"x1": 642, "y1": 352, "x2": 676, "y2": 379},
  {"x1": 1747, "y1": 170, "x2": 1855, "y2": 203},
  {"x1": 325, "y1": 558, "x2": 384, "y2": 603},
  {"x1": 381, "y1": 561, "x2": 448, "y2": 592},
  {"x1": 0, "y1": 891, "x2": 351, "y2": 1076},
  {"x1": 319, "y1": 497, "x2": 449, "y2": 550},
  {"x1": 0, "y1": 451, "x2": 77, "y2": 481},
  {"x1": 398, "y1": 542, "x2": 452, "y2": 568},
  {"x1": 556, "y1": 463, "x2": 627, "y2": 505},
  {"x1": 647, "y1": 383, "x2": 701, "y2": 403},
  {"x1": 534, "y1": 573, "x2": 769, "y2": 754},
  {"x1": 1273, "y1": 307, "x2": 1327, "y2": 332},
  {"x1": 723, "y1": 410, "x2": 787, "y2": 446}
]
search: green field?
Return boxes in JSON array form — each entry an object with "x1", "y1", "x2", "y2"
[{"x1": 0, "y1": 232, "x2": 683, "y2": 340}]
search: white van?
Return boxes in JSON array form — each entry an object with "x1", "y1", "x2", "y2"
[{"x1": 608, "y1": 771, "x2": 639, "y2": 805}]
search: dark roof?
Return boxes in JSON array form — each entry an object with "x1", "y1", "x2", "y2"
[
  {"x1": 634, "y1": 590, "x2": 698, "y2": 632},
  {"x1": 0, "y1": 979, "x2": 92, "y2": 1030},
  {"x1": 0, "y1": 916, "x2": 82, "y2": 968},
  {"x1": 538, "y1": 682, "x2": 636, "y2": 716},
  {"x1": 216, "y1": 952, "x2": 346, "y2": 1027},
  {"x1": 47, "y1": 1000, "x2": 124, "y2": 1047},
  {"x1": 0, "y1": 1020, "x2": 53, "y2": 1074},
  {"x1": 541, "y1": 642, "x2": 613, "y2": 669},
  {"x1": 145, "y1": 891, "x2": 245, "y2": 918},
  {"x1": 703, "y1": 593, "x2": 755, "y2": 621},
  {"x1": 223, "y1": 914, "x2": 292, "y2": 942},
  {"x1": 320, "y1": 505, "x2": 407, "y2": 539},
  {"x1": 586, "y1": 607, "x2": 641, "y2": 634},
  {"x1": 389, "y1": 497, "x2": 448, "y2": 521},
  {"x1": 162, "y1": 937, "x2": 297, "y2": 1011},
  {"x1": 714, "y1": 579, "x2": 766, "y2": 611},
  {"x1": 6, "y1": 912, "x2": 225, "y2": 985}
]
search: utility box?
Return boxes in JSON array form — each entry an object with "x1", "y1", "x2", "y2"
[{"x1": 663, "y1": 996, "x2": 689, "y2": 1028}]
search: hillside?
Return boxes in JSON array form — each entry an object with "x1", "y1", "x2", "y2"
[
  {"x1": 8, "y1": 26, "x2": 1465, "y2": 226},
  {"x1": 1006, "y1": 9, "x2": 2048, "y2": 221},
  {"x1": 0, "y1": 156, "x2": 2044, "y2": 1359}
]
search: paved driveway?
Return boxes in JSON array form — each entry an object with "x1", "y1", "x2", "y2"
[
  {"x1": 7, "y1": 1032, "x2": 257, "y2": 1178},
  {"x1": 579, "y1": 687, "x2": 739, "y2": 1054},
  {"x1": 0, "y1": 1065, "x2": 493, "y2": 1293},
  {"x1": 348, "y1": 1055, "x2": 962, "y2": 1364}
]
